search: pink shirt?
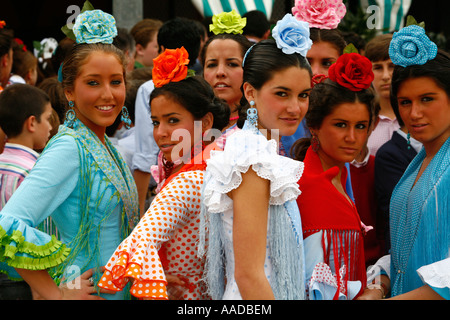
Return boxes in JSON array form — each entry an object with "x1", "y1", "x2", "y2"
[
  {"x1": 0, "y1": 143, "x2": 39, "y2": 209},
  {"x1": 367, "y1": 115, "x2": 400, "y2": 157}
]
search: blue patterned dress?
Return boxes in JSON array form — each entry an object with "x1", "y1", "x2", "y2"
[
  {"x1": 0, "y1": 120, "x2": 139, "y2": 300},
  {"x1": 389, "y1": 136, "x2": 450, "y2": 299}
]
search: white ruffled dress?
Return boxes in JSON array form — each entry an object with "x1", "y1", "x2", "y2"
[{"x1": 200, "y1": 121, "x2": 306, "y2": 300}]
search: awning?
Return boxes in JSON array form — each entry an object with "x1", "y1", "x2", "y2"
[{"x1": 191, "y1": 0, "x2": 275, "y2": 18}]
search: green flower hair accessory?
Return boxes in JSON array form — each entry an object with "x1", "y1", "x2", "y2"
[{"x1": 210, "y1": 10, "x2": 247, "y2": 35}]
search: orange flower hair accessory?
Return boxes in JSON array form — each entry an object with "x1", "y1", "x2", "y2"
[
  {"x1": 152, "y1": 47, "x2": 190, "y2": 88},
  {"x1": 0, "y1": 21, "x2": 6, "y2": 29}
]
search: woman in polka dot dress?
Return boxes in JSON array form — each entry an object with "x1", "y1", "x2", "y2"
[{"x1": 98, "y1": 48, "x2": 230, "y2": 300}]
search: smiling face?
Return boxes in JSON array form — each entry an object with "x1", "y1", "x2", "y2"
[
  {"x1": 397, "y1": 76, "x2": 450, "y2": 155},
  {"x1": 151, "y1": 94, "x2": 199, "y2": 163},
  {"x1": 64, "y1": 51, "x2": 126, "y2": 141},
  {"x1": 202, "y1": 39, "x2": 244, "y2": 112},
  {"x1": 244, "y1": 66, "x2": 311, "y2": 138},
  {"x1": 313, "y1": 102, "x2": 371, "y2": 169}
]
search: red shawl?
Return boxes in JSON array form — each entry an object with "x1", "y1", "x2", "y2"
[{"x1": 297, "y1": 147, "x2": 367, "y2": 298}]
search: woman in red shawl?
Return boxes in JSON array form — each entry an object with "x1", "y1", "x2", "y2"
[{"x1": 292, "y1": 53, "x2": 376, "y2": 299}]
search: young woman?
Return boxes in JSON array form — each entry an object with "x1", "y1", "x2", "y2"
[
  {"x1": 97, "y1": 47, "x2": 230, "y2": 300},
  {"x1": 292, "y1": 52, "x2": 376, "y2": 300},
  {"x1": 0, "y1": 10, "x2": 139, "y2": 300},
  {"x1": 200, "y1": 14, "x2": 313, "y2": 300},
  {"x1": 359, "y1": 25, "x2": 450, "y2": 300},
  {"x1": 201, "y1": 11, "x2": 252, "y2": 133}
]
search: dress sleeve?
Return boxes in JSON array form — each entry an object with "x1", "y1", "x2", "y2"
[
  {"x1": 98, "y1": 170, "x2": 203, "y2": 299},
  {"x1": 203, "y1": 128, "x2": 303, "y2": 213},
  {"x1": 417, "y1": 257, "x2": 450, "y2": 300},
  {"x1": 0, "y1": 135, "x2": 79, "y2": 277}
]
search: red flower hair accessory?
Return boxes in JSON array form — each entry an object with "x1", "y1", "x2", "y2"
[
  {"x1": 0, "y1": 21, "x2": 6, "y2": 29},
  {"x1": 152, "y1": 47, "x2": 190, "y2": 88},
  {"x1": 328, "y1": 53, "x2": 374, "y2": 91}
]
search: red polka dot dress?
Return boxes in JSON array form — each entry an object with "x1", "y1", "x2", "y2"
[{"x1": 98, "y1": 170, "x2": 209, "y2": 300}]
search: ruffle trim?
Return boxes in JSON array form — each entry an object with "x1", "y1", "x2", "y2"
[
  {"x1": 203, "y1": 129, "x2": 303, "y2": 213},
  {"x1": 0, "y1": 221, "x2": 70, "y2": 274},
  {"x1": 98, "y1": 244, "x2": 169, "y2": 299},
  {"x1": 417, "y1": 258, "x2": 450, "y2": 290}
]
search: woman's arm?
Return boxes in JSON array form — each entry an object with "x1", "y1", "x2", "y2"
[{"x1": 231, "y1": 168, "x2": 274, "y2": 300}]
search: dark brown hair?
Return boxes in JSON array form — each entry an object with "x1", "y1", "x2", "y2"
[{"x1": 291, "y1": 79, "x2": 376, "y2": 161}]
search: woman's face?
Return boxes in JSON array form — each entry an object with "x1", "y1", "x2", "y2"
[
  {"x1": 313, "y1": 102, "x2": 370, "y2": 169},
  {"x1": 151, "y1": 94, "x2": 212, "y2": 163},
  {"x1": 306, "y1": 41, "x2": 340, "y2": 76},
  {"x1": 397, "y1": 76, "x2": 450, "y2": 155},
  {"x1": 203, "y1": 39, "x2": 244, "y2": 113},
  {"x1": 65, "y1": 52, "x2": 125, "y2": 140},
  {"x1": 245, "y1": 66, "x2": 311, "y2": 139}
]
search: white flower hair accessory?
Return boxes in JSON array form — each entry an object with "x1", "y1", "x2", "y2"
[
  {"x1": 272, "y1": 13, "x2": 312, "y2": 56},
  {"x1": 33, "y1": 38, "x2": 58, "y2": 62}
]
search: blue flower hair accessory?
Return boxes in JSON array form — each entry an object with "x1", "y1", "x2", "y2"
[
  {"x1": 271, "y1": 13, "x2": 312, "y2": 57},
  {"x1": 389, "y1": 24, "x2": 437, "y2": 67},
  {"x1": 72, "y1": 10, "x2": 117, "y2": 44}
]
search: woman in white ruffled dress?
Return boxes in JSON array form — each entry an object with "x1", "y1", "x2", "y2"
[{"x1": 200, "y1": 14, "x2": 313, "y2": 300}]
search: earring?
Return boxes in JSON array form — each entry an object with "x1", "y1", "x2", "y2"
[
  {"x1": 407, "y1": 132, "x2": 411, "y2": 150},
  {"x1": 64, "y1": 101, "x2": 76, "y2": 128},
  {"x1": 247, "y1": 100, "x2": 258, "y2": 131},
  {"x1": 121, "y1": 106, "x2": 132, "y2": 129},
  {"x1": 311, "y1": 134, "x2": 320, "y2": 153}
]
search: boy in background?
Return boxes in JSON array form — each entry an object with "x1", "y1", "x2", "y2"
[{"x1": 0, "y1": 83, "x2": 53, "y2": 209}]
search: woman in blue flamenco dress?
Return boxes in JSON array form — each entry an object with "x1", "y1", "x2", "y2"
[{"x1": 0, "y1": 10, "x2": 139, "y2": 300}]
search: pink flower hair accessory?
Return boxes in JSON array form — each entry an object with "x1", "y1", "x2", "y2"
[{"x1": 292, "y1": 0, "x2": 346, "y2": 30}]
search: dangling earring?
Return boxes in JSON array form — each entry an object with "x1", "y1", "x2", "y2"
[
  {"x1": 247, "y1": 100, "x2": 258, "y2": 131},
  {"x1": 121, "y1": 106, "x2": 132, "y2": 129},
  {"x1": 311, "y1": 134, "x2": 320, "y2": 152},
  {"x1": 65, "y1": 101, "x2": 76, "y2": 128},
  {"x1": 407, "y1": 132, "x2": 411, "y2": 150}
]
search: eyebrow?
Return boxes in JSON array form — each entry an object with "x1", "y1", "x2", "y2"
[
  {"x1": 206, "y1": 57, "x2": 241, "y2": 62},
  {"x1": 273, "y1": 86, "x2": 312, "y2": 92},
  {"x1": 397, "y1": 92, "x2": 438, "y2": 99},
  {"x1": 332, "y1": 118, "x2": 369, "y2": 122},
  {"x1": 83, "y1": 73, "x2": 123, "y2": 78},
  {"x1": 151, "y1": 112, "x2": 181, "y2": 119}
]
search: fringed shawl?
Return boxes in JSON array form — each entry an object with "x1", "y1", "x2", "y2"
[
  {"x1": 297, "y1": 147, "x2": 367, "y2": 299},
  {"x1": 390, "y1": 136, "x2": 450, "y2": 296},
  {"x1": 199, "y1": 122, "x2": 306, "y2": 300},
  {"x1": 47, "y1": 121, "x2": 139, "y2": 282}
]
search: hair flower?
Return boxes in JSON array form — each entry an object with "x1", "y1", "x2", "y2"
[
  {"x1": 272, "y1": 13, "x2": 312, "y2": 56},
  {"x1": 72, "y1": 9, "x2": 118, "y2": 44},
  {"x1": 152, "y1": 47, "x2": 190, "y2": 88},
  {"x1": 210, "y1": 10, "x2": 247, "y2": 35},
  {"x1": 292, "y1": 0, "x2": 346, "y2": 30},
  {"x1": 0, "y1": 21, "x2": 6, "y2": 29},
  {"x1": 388, "y1": 25, "x2": 438, "y2": 67},
  {"x1": 328, "y1": 53, "x2": 374, "y2": 91}
]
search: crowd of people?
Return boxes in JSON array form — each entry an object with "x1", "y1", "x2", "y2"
[{"x1": 0, "y1": 0, "x2": 448, "y2": 301}]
